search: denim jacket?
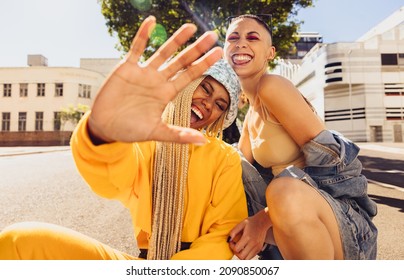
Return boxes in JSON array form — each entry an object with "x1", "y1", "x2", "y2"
[{"x1": 299, "y1": 130, "x2": 377, "y2": 218}]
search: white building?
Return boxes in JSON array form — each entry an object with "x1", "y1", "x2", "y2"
[
  {"x1": 0, "y1": 55, "x2": 119, "y2": 146},
  {"x1": 274, "y1": 6, "x2": 404, "y2": 143}
]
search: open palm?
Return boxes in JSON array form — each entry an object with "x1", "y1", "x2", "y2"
[{"x1": 88, "y1": 16, "x2": 222, "y2": 144}]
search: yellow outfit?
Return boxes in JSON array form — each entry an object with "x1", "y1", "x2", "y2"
[
  {"x1": 247, "y1": 95, "x2": 305, "y2": 175},
  {"x1": 0, "y1": 114, "x2": 247, "y2": 260}
]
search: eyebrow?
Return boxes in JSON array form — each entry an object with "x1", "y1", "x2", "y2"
[
  {"x1": 206, "y1": 80, "x2": 230, "y2": 106},
  {"x1": 204, "y1": 80, "x2": 214, "y2": 93},
  {"x1": 247, "y1": 31, "x2": 261, "y2": 36},
  {"x1": 228, "y1": 31, "x2": 261, "y2": 37}
]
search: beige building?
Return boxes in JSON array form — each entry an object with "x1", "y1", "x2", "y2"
[
  {"x1": 274, "y1": 6, "x2": 404, "y2": 143},
  {"x1": 0, "y1": 55, "x2": 119, "y2": 146}
]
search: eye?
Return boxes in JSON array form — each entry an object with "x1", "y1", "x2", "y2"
[
  {"x1": 227, "y1": 35, "x2": 239, "y2": 41},
  {"x1": 216, "y1": 102, "x2": 227, "y2": 112},
  {"x1": 202, "y1": 84, "x2": 211, "y2": 95},
  {"x1": 246, "y1": 35, "x2": 259, "y2": 41},
  {"x1": 217, "y1": 103, "x2": 224, "y2": 111}
]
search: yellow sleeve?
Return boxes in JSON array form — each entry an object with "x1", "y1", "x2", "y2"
[
  {"x1": 70, "y1": 112, "x2": 153, "y2": 210},
  {"x1": 171, "y1": 144, "x2": 248, "y2": 260}
]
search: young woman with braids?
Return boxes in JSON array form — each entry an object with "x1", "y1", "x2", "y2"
[
  {"x1": 0, "y1": 16, "x2": 247, "y2": 260},
  {"x1": 223, "y1": 15, "x2": 378, "y2": 260}
]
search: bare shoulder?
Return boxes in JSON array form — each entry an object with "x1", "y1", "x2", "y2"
[
  {"x1": 257, "y1": 74, "x2": 299, "y2": 102},
  {"x1": 259, "y1": 74, "x2": 292, "y2": 86}
]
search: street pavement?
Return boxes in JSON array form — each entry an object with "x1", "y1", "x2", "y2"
[{"x1": 0, "y1": 142, "x2": 403, "y2": 259}]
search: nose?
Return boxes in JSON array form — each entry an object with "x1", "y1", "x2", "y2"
[
  {"x1": 202, "y1": 98, "x2": 213, "y2": 112},
  {"x1": 236, "y1": 38, "x2": 247, "y2": 49}
]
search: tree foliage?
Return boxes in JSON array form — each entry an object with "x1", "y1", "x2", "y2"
[
  {"x1": 59, "y1": 104, "x2": 90, "y2": 129},
  {"x1": 99, "y1": 0, "x2": 314, "y2": 62}
]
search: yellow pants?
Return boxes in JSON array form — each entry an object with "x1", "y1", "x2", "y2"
[{"x1": 0, "y1": 222, "x2": 138, "y2": 260}]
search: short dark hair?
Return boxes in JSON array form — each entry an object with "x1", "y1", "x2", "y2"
[{"x1": 227, "y1": 14, "x2": 272, "y2": 37}]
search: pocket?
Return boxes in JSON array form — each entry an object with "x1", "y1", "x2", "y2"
[{"x1": 344, "y1": 202, "x2": 378, "y2": 259}]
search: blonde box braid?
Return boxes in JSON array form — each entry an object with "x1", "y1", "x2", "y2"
[{"x1": 147, "y1": 77, "x2": 229, "y2": 260}]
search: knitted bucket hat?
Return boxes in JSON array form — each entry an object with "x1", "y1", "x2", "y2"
[{"x1": 203, "y1": 59, "x2": 241, "y2": 129}]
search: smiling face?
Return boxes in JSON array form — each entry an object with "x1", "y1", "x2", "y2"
[
  {"x1": 190, "y1": 76, "x2": 230, "y2": 130},
  {"x1": 224, "y1": 17, "x2": 276, "y2": 78}
]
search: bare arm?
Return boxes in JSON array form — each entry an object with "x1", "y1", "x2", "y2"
[
  {"x1": 258, "y1": 75, "x2": 325, "y2": 147},
  {"x1": 238, "y1": 109, "x2": 254, "y2": 163}
]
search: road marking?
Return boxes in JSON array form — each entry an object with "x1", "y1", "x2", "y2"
[
  {"x1": 358, "y1": 144, "x2": 404, "y2": 155},
  {"x1": 368, "y1": 179, "x2": 404, "y2": 192},
  {"x1": 363, "y1": 167, "x2": 404, "y2": 174}
]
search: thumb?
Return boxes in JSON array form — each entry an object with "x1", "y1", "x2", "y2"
[{"x1": 150, "y1": 124, "x2": 207, "y2": 145}]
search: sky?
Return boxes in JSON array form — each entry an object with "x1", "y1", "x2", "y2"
[{"x1": 0, "y1": 0, "x2": 402, "y2": 67}]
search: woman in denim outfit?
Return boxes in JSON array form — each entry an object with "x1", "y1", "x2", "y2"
[{"x1": 223, "y1": 14, "x2": 378, "y2": 260}]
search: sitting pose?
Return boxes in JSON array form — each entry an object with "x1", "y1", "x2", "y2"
[
  {"x1": 224, "y1": 14, "x2": 378, "y2": 260},
  {"x1": 0, "y1": 16, "x2": 246, "y2": 260}
]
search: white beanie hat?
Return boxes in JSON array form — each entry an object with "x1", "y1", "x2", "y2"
[{"x1": 203, "y1": 59, "x2": 241, "y2": 129}]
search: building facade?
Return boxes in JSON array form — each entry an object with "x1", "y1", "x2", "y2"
[
  {"x1": 274, "y1": 6, "x2": 404, "y2": 142},
  {"x1": 0, "y1": 55, "x2": 119, "y2": 146}
]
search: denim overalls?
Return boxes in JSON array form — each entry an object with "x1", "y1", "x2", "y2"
[{"x1": 242, "y1": 130, "x2": 378, "y2": 259}]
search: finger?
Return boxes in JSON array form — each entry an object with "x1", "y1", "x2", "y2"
[
  {"x1": 237, "y1": 243, "x2": 259, "y2": 260},
  {"x1": 127, "y1": 16, "x2": 156, "y2": 64},
  {"x1": 171, "y1": 46, "x2": 222, "y2": 93},
  {"x1": 245, "y1": 248, "x2": 260, "y2": 260},
  {"x1": 161, "y1": 31, "x2": 220, "y2": 78},
  {"x1": 150, "y1": 124, "x2": 207, "y2": 145},
  {"x1": 233, "y1": 238, "x2": 248, "y2": 254},
  {"x1": 147, "y1": 23, "x2": 197, "y2": 69},
  {"x1": 228, "y1": 221, "x2": 245, "y2": 241}
]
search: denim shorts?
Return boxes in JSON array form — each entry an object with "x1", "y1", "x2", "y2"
[
  {"x1": 276, "y1": 165, "x2": 378, "y2": 260},
  {"x1": 241, "y1": 130, "x2": 378, "y2": 260}
]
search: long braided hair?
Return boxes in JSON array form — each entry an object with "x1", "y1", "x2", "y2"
[{"x1": 147, "y1": 77, "x2": 228, "y2": 260}]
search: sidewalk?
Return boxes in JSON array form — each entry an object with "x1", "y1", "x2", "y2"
[
  {"x1": 1, "y1": 142, "x2": 404, "y2": 155},
  {"x1": 357, "y1": 142, "x2": 404, "y2": 157},
  {"x1": 0, "y1": 146, "x2": 70, "y2": 157}
]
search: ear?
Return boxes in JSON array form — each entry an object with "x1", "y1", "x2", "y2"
[{"x1": 266, "y1": 46, "x2": 276, "y2": 60}]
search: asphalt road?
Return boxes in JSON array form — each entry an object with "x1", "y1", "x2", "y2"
[{"x1": 0, "y1": 144, "x2": 403, "y2": 259}]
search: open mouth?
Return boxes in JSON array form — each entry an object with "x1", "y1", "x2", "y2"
[
  {"x1": 191, "y1": 106, "x2": 203, "y2": 124},
  {"x1": 232, "y1": 54, "x2": 252, "y2": 65}
]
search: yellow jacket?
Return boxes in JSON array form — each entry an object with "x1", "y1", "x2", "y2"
[{"x1": 70, "y1": 114, "x2": 247, "y2": 259}]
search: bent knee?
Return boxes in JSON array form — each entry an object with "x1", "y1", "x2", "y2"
[
  {"x1": 0, "y1": 222, "x2": 60, "y2": 258},
  {"x1": 265, "y1": 177, "x2": 305, "y2": 205},
  {"x1": 0, "y1": 222, "x2": 37, "y2": 259},
  {"x1": 265, "y1": 177, "x2": 317, "y2": 222}
]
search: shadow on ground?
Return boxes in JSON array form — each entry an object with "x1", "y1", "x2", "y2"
[{"x1": 368, "y1": 194, "x2": 404, "y2": 213}]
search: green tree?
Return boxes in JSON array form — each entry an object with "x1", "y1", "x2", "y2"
[
  {"x1": 59, "y1": 104, "x2": 90, "y2": 130},
  {"x1": 99, "y1": 0, "x2": 314, "y2": 61}
]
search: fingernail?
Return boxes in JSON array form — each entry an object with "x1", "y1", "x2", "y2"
[{"x1": 227, "y1": 236, "x2": 232, "y2": 243}]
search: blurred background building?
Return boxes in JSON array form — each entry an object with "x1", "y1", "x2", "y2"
[
  {"x1": 1, "y1": 6, "x2": 403, "y2": 146},
  {"x1": 274, "y1": 6, "x2": 404, "y2": 143}
]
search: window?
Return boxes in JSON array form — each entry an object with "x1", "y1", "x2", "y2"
[
  {"x1": 35, "y1": 112, "x2": 44, "y2": 131},
  {"x1": 384, "y1": 83, "x2": 403, "y2": 96},
  {"x1": 1, "y1": 112, "x2": 11, "y2": 131},
  {"x1": 18, "y1": 112, "x2": 27, "y2": 131},
  {"x1": 3, "y1": 84, "x2": 11, "y2": 97},
  {"x1": 381, "y1": 53, "x2": 398, "y2": 65},
  {"x1": 54, "y1": 112, "x2": 61, "y2": 131},
  {"x1": 386, "y1": 107, "x2": 404, "y2": 120},
  {"x1": 37, "y1": 83, "x2": 45, "y2": 96},
  {"x1": 325, "y1": 62, "x2": 342, "y2": 68},
  {"x1": 20, "y1": 83, "x2": 28, "y2": 97},
  {"x1": 325, "y1": 77, "x2": 343, "y2": 83},
  {"x1": 55, "y1": 83, "x2": 63, "y2": 97},
  {"x1": 78, "y1": 84, "x2": 91, "y2": 98}
]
